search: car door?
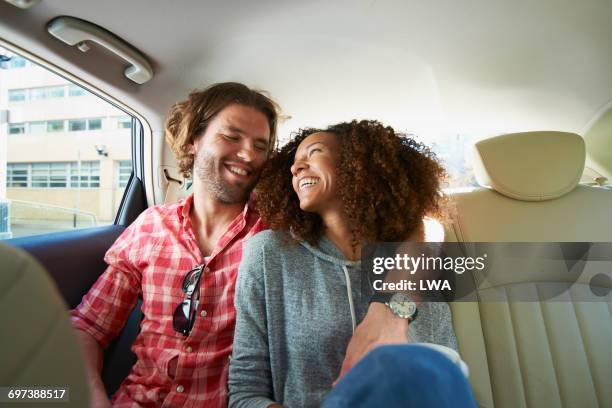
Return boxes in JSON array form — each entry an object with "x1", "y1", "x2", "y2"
[{"x1": 1, "y1": 46, "x2": 148, "y2": 394}]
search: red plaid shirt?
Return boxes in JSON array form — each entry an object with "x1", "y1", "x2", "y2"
[{"x1": 71, "y1": 194, "x2": 264, "y2": 407}]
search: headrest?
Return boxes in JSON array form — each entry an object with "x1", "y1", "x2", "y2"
[{"x1": 471, "y1": 131, "x2": 585, "y2": 201}]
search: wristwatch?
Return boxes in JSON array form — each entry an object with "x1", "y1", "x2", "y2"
[{"x1": 371, "y1": 292, "x2": 418, "y2": 322}]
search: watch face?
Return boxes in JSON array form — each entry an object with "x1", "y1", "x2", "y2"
[{"x1": 389, "y1": 293, "x2": 417, "y2": 319}]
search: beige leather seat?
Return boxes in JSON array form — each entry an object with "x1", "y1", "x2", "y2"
[
  {"x1": 0, "y1": 243, "x2": 90, "y2": 407},
  {"x1": 446, "y1": 131, "x2": 612, "y2": 408}
]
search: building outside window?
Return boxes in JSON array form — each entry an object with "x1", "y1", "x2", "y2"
[
  {"x1": 30, "y1": 162, "x2": 68, "y2": 188},
  {"x1": 7, "y1": 164, "x2": 28, "y2": 187},
  {"x1": 68, "y1": 119, "x2": 87, "y2": 131},
  {"x1": 8, "y1": 89, "x2": 26, "y2": 102},
  {"x1": 49, "y1": 162, "x2": 69, "y2": 188},
  {"x1": 68, "y1": 84, "x2": 87, "y2": 97},
  {"x1": 30, "y1": 121, "x2": 46, "y2": 134},
  {"x1": 117, "y1": 117, "x2": 132, "y2": 129},
  {"x1": 7, "y1": 84, "x2": 91, "y2": 102},
  {"x1": 117, "y1": 160, "x2": 132, "y2": 188},
  {"x1": 7, "y1": 56, "x2": 27, "y2": 68},
  {"x1": 30, "y1": 87, "x2": 47, "y2": 100},
  {"x1": 47, "y1": 86, "x2": 65, "y2": 99},
  {"x1": 47, "y1": 120, "x2": 65, "y2": 132},
  {"x1": 9, "y1": 119, "x2": 106, "y2": 134},
  {"x1": 30, "y1": 85, "x2": 66, "y2": 100},
  {"x1": 87, "y1": 118, "x2": 102, "y2": 130},
  {"x1": 8, "y1": 123, "x2": 25, "y2": 134},
  {"x1": 7, "y1": 161, "x2": 101, "y2": 189},
  {"x1": 71, "y1": 161, "x2": 100, "y2": 188},
  {"x1": 32, "y1": 163, "x2": 51, "y2": 188}
]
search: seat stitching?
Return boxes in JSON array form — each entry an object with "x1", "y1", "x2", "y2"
[
  {"x1": 456, "y1": 229, "x2": 493, "y2": 406},
  {"x1": 474, "y1": 300, "x2": 495, "y2": 407},
  {"x1": 536, "y1": 283, "x2": 565, "y2": 408},
  {"x1": 569, "y1": 287, "x2": 601, "y2": 408},
  {"x1": 506, "y1": 286, "x2": 529, "y2": 408}
]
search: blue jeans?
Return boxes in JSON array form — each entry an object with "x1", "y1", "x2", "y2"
[{"x1": 321, "y1": 344, "x2": 478, "y2": 408}]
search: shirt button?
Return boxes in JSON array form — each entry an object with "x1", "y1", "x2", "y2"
[
  {"x1": 204, "y1": 267, "x2": 210, "y2": 273},
  {"x1": 176, "y1": 385, "x2": 184, "y2": 393},
  {"x1": 186, "y1": 346, "x2": 193, "y2": 353},
  {"x1": 200, "y1": 310, "x2": 207, "y2": 317}
]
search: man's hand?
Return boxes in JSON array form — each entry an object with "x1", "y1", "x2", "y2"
[
  {"x1": 334, "y1": 302, "x2": 409, "y2": 385},
  {"x1": 75, "y1": 330, "x2": 111, "y2": 408},
  {"x1": 90, "y1": 386, "x2": 112, "y2": 408}
]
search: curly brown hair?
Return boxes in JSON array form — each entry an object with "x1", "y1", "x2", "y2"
[
  {"x1": 255, "y1": 120, "x2": 447, "y2": 246},
  {"x1": 165, "y1": 82, "x2": 279, "y2": 178}
]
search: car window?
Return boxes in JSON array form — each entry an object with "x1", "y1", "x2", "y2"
[
  {"x1": 0, "y1": 47, "x2": 135, "y2": 239},
  {"x1": 422, "y1": 133, "x2": 478, "y2": 189}
]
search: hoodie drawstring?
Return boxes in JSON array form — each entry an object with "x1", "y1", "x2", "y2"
[{"x1": 341, "y1": 265, "x2": 356, "y2": 333}]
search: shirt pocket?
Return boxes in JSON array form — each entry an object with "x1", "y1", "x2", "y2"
[{"x1": 140, "y1": 261, "x2": 186, "y2": 324}]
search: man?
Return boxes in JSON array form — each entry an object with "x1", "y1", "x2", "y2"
[{"x1": 71, "y1": 82, "x2": 410, "y2": 408}]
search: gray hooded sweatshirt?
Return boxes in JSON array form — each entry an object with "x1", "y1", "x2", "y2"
[{"x1": 228, "y1": 230, "x2": 457, "y2": 408}]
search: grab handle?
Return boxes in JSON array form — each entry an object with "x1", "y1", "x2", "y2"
[{"x1": 47, "y1": 16, "x2": 153, "y2": 84}]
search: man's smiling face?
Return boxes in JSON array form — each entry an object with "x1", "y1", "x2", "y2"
[{"x1": 192, "y1": 103, "x2": 271, "y2": 204}]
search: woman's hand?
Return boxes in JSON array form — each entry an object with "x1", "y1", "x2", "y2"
[{"x1": 333, "y1": 302, "x2": 409, "y2": 385}]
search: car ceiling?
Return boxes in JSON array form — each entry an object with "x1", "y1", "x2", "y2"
[{"x1": 1, "y1": 0, "x2": 612, "y2": 143}]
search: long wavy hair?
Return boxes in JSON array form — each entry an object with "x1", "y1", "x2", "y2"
[{"x1": 255, "y1": 120, "x2": 448, "y2": 246}]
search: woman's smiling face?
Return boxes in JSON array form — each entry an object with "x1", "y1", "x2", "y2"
[{"x1": 290, "y1": 131, "x2": 340, "y2": 213}]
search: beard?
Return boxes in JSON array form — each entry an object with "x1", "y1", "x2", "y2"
[{"x1": 193, "y1": 149, "x2": 258, "y2": 204}]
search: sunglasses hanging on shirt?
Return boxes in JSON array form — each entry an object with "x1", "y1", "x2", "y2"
[{"x1": 173, "y1": 264, "x2": 205, "y2": 336}]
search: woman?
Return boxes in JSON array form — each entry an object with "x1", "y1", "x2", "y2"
[{"x1": 228, "y1": 120, "x2": 463, "y2": 408}]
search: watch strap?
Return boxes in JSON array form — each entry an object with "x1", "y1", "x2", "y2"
[{"x1": 369, "y1": 291, "x2": 394, "y2": 304}]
